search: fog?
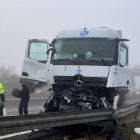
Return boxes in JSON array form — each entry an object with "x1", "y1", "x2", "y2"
[{"x1": 0, "y1": 0, "x2": 139, "y2": 74}]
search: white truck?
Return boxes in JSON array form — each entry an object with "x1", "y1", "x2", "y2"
[{"x1": 20, "y1": 28, "x2": 131, "y2": 112}]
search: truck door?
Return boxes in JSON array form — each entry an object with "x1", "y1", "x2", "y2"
[
  {"x1": 19, "y1": 39, "x2": 51, "y2": 93},
  {"x1": 117, "y1": 43, "x2": 130, "y2": 87}
]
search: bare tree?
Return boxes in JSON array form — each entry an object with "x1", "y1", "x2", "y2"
[{"x1": 0, "y1": 65, "x2": 16, "y2": 79}]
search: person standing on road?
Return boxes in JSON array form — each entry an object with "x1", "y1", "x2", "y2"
[
  {"x1": 0, "y1": 82, "x2": 5, "y2": 116},
  {"x1": 18, "y1": 83, "x2": 30, "y2": 115},
  {"x1": 0, "y1": 83, "x2": 5, "y2": 105},
  {"x1": 136, "y1": 90, "x2": 139, "y2": 95}
]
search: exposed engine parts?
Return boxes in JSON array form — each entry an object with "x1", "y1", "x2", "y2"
[
  {"x1": 44, "y1": 86, "x2": 115, "y2": 112},
  {"x1": 100, "y1": 97, "x2": 112, "y2": 109}
]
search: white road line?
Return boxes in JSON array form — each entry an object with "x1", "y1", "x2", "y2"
[{"x1": 0, "y1": 129, "x2": 39, "y2": 139}]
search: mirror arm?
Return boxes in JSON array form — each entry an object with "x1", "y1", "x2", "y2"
[
  {"x1": 46, "y1": 48, "x2": 54, "y2": 54},
  {"x1": 49, "y1": 39, "x2": 56, "y2": 47},
  {"x1": 118, "y1": 39, "x2": 129, "y2": 41}
]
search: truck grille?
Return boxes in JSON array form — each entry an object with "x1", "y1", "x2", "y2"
[{"x1": 54, "y1": 76, "x2": 107, "y2": 87}]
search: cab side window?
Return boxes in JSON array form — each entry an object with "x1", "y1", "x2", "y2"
[
  {"x1": 29, "y1": 42, "x2": 47, "y2": 61},
  {"x1": 119, "y1": 45, "x2": 128, "y2": 66}
]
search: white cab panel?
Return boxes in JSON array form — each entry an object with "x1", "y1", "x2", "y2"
[
  {"x1": 107, "y1": 42, "x2": 130, "y2": 87},
  {"x1": 117, "y1": 42, "x2": 130, "y2": 87},
  {"x1": 117, "y1": 66, "x2": 130, "y2": 87},
  {"x1": 106, "y1": 66, "x2": 118, "y2": 87},
  {"x1": 21, "y1": 39, "x2": 50, "y2": 83},
  {"x1": 56, "y1": 28, "x2": 121, "y2": 39},
  {"x1": 49, "y1": 65, "x2": 110, "y2": 84},
  {"x1": 106, "y1": 65, "x2": 130, "y2": 87}
]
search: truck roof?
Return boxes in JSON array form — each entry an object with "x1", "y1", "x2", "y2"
[{"x1": 55, "y1": 28, "x2": 123, "y2": 39}]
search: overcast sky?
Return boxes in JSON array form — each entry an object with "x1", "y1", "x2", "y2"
[{"x1": 0, "y1": 0, "x2": 139, "y2": 74}]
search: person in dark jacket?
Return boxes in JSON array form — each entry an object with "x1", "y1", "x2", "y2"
[{"x1": 18, "y1": 83, "x2": 30, "y2": 115}]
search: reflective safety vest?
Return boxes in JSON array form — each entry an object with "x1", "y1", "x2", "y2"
[
  {"x1": 136, "y1": 91, "x2": 140, "y2": 94},
  {"x1": 0, "y1": 83, "x2": 4, "y2": 94}
]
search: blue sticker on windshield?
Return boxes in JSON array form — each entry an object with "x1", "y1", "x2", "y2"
[
  {"x1": 80, "y1": 30, "x2": 89, "y2": 37},
  {"x1": 76, "y1": 69, "x2": 81, "y2": 74}
]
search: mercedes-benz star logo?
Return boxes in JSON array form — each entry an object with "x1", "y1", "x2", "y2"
[{"x1": 73, "y1": 74, "x2": 84, "y2": 86}]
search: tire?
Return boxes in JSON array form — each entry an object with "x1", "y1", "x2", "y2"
[
  {"x1": 119, "y1": 93, "x2": 126, "y2": 107},
  {"x1": 45, "y1": 99, "x2": 54, "y2": 112}
]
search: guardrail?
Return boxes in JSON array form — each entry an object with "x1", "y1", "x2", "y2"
[{"x1": 0, "y1": 102, "x2": 139, "y2": 135}]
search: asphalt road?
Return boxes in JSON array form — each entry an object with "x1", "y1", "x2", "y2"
[
  {"x1": 5, "y1": 98, "x2": 140, "y2": 116},
  {"x1": 5, "y1": 99, "x2": 47, "y2": 116},
  {"x1": 125, "y1": 98, "x2": 140, "y2": 105}
]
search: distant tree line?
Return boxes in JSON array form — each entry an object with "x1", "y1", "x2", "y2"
[
  {"x1": 0, "y1": 64, "x2": 50, "y2": 99},
  {"x1": 0, "y1": 65, "x2": 21, "y2": 98},
  {"x1": 0, "y1": 65, "x2": 16, "y2": 79}
]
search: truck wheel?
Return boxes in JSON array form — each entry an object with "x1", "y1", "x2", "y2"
[
  {"x1": 120, "y1": 93, "x2": 127, "y2": 106},
  {"x1": 107, "y1": 128, "x2": 125, "y2": 140},
  {"x1": 45, "y1": 99, "x2": 54, "y2": 112}
]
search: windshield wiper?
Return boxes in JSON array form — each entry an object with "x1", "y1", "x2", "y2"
[
  {"x1": 90, "y1": 51, "x2": 106, "y2": 66},
  {"x1": 86, "y1": 60, "x2": 101, "y2": 65},
  {"x1": 52, "y1": 59, "x2": 77, "y2": 65},
  {"x1": 52, "y1": 59, "x2": 77, "y2": 71},
  {"x1": 86, "y1": 60, "x2": 99, "y2": 62}
]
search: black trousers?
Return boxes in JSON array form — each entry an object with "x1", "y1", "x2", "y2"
[{"x1": 19, "y1": 101, "x2": 28, "y2": 115}]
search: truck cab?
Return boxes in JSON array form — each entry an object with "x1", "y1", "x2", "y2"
[{"x1": 20, "y1": 28, "x2": 131, "y2": 111}]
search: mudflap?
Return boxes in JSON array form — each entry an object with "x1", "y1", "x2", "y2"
[{"x1": 107, "y1": 128, "x2": 125, "y2": 140}]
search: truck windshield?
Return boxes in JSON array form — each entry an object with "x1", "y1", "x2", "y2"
[{"x1": 51, "y1": 38, "x2": 116, "y2": 66}]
